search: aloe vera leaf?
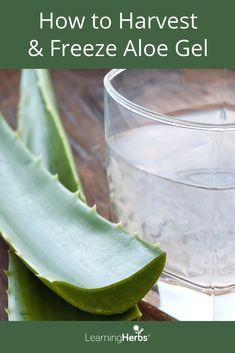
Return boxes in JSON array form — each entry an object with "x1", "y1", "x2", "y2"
[
  {"x1": 7, "y1": 250, "x2": 141, "y2": 321},
  {"x1": 18, "y1": 69, "x2": 85, "y2": 200},
  {"x1": 6, "y1": 68, "x2": 140, "y2": 321},
  {"x1": 0, "y1": 116, "x2": 166, "y2": 315}
]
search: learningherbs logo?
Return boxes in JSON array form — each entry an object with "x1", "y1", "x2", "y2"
[{"x1": 84, "y1": 325, "x2": 150, "y2": 344}]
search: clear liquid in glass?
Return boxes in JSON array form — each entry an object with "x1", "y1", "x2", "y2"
[{"x1": 106, "y1": 106, "x2": 235, "y2": 320}]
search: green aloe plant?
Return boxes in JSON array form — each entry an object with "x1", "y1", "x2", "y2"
[
  {"x1": 7, "y1": 251, "x2": 141, "y2": 320},
  {"x1": 18, "y1": 69, "x2": 85, "y2": 200},
  {"x1": 6, "y1": 69, "x2": 141, "y2": 320},
  {"x1": 0, "y1": 116, "x2": 165, "y2": 315},
  {"x1": 0, "y1": 70, "x2": 165, "y2": 317}
]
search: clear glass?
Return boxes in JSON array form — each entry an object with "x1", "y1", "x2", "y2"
[{"x1": 104, "y1": 69, "x2": 235, "y2": 321}]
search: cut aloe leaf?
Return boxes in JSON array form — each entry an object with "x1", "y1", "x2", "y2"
[
  {"x1": 7, "y1": 251, "x2": 141, "y2": 321},
  {"x1": 0, "y1": 116, "x2": 165, "y2": 315},
  {"x1": 7, "y1": 69, "x2": 140, "y2": 321},
  {"x1": 18, "y1": 69, "x2": 85, "y2": 200}
]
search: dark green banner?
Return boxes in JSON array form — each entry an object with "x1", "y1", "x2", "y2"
[
  {"x1": 0, "y1": 321, "x2": 233, "y2": 353},
  {"x1": 0, "y1": 0, "x2": 234, "y2": 68}
]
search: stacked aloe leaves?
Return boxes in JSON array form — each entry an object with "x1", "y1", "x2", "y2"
[{"x1": 0, "y1": 69, "x2": 166, "y2": 321}]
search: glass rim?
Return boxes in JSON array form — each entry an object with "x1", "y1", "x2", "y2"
[{"x1": 104, "y1": 69, "x2": 235, "y2": 132}]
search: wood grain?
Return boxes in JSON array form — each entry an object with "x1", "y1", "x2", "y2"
[{"x1": 0, "y1": 69, "x2": 173, "y2": 321}]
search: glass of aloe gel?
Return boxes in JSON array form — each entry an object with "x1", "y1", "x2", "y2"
[{"x1": 104, "y1": 69, "x2": 235, "y2": 321}]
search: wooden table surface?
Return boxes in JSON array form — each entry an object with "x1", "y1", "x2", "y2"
[{"x1": 0, "y1": 69, "x2": 173, "y2": 321}]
